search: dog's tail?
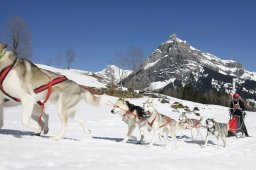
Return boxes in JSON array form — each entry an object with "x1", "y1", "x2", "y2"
[{"x1": 81, "y1": 88, "x2": 102, "y2": 106}]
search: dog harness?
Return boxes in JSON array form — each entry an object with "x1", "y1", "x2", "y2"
[
  {"x1": 0, "y1": 59, "x2": 68, "y2": 112},
  {"x1": 147, "y1": 114, "x2": 172, "y2": 128},
  {"x1": 0, "y1": 59, "x2": 21, "y2": 102}
]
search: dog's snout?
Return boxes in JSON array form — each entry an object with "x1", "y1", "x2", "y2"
[{"x1": 111, "y1": 109, "x2": 115, "y2": 114}]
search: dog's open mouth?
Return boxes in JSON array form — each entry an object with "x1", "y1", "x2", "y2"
[{"x1": 145, "y1": 111, "x2": 152, "y2": 118}]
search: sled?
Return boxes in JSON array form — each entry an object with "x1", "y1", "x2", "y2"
[{"x1": 228, "y1": 114, "x2": 244, "y2": 137}]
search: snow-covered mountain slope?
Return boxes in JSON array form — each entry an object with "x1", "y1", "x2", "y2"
[
  {"x1": 95, "y1": 65, "x2": 132, "y2": 84},
  {"x1": 1, "y1": 95, "x2": 256, "y2": 170},
  {"x1": 36, "y1": 64, "x2": 106, "y2": 88}
]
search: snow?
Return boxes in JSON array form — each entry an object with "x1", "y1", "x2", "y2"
[
  {"x1": 95, "y1": 65, "x2": 132, "y2": 84},
  {"x1": 36, "y1": 64, "x2": 106, "y2": 88},
  {"x1": 144, "y1": 59, "x2": 161, "y2": 70},
  {"x1": 1, "y1": 96, "x2": 256, "y2": 170},
  {"x1": 1, "y1": 65, "x2": 256, "y2": 170},
  {"x1": 147, "y1": 78, "x2": 176, "y2": 91}
]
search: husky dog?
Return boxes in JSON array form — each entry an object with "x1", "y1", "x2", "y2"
[
  {"x1": 110, "y1": 98, "x2": 146, "y2": 144},
  {"x1": 203, "y1": 118, "x2": 229, "y2": 147},
  {"x1": 178, "y1": 112, "x2": 203, "y2": 140},
  {"x1": 143, "y1": 99, "x2": 177, "y2": 147},
  {"x1": 0, "y1": 43, "x2": 102, "y2": 140}
]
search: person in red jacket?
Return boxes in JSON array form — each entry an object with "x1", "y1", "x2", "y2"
[{"x1": 230, "y1": 93, "x2": 249, "y2": 137}]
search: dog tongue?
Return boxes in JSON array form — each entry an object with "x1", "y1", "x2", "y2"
[{"x1": 146, "y1": 111, "x2": 151, "y2": 115}]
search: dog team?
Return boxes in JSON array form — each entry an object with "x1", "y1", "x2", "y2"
[
  {"x1": 0, "y1": 43, "x2": 242, "y2": 148},
  {"x1": 111, "y1": 98, "x2": 229, "y2": 148}
]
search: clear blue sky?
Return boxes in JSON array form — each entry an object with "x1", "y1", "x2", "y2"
[{"x1": 1, "y1": 0, "x2": 255, "y2": 72}]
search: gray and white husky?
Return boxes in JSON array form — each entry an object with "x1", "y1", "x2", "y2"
[
  {"x1": 178, "y1": 112, "x2": 203, "y2": 140},
  {"x1": 203, "y1": 118, "x2": 229, "y2": 147},
  {"x1": 110, "y1": 98, "x2": 147, "y2": 144},
  {"x1": 143, "y1": 99, "x2": 178, "y2": 147},
  {"x1": 0, "y1": 43, "x2": 102, "y2": 140}
]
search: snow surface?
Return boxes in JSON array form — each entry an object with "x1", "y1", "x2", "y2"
[
  {"x1": 1, "y1": 65, "x2": 256, "y2": 170},
  {"x1": 1, "y1": 96, "x2": 255, "y2": 170}
]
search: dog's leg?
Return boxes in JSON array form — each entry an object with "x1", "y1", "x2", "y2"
[
  {"x1": 138, "y1": 123, "x2": 146, "y2": 144},
  {"x1": 198, "y1": 128, "x2": 203, "y2": 140},
  {"x1": 74, "y1": 116, "x2": 91, "y2": 134},
  {"x1": 31, "y1": 104, "x2": 49, "y2": 135},
  {"x1": 190, "y1": 129, "x2": 194, "y2": 140},
  {"x1": 0, "y1": 103, "x2": 3, "y2": 129},
  {"x1": 169, "y1": 126, "x2": 178, "y2": 148},
  {"x1": 0, "y1": 96, "x2": 4, "y2": 129},
  {"x1": 71, "y1": 94, "x2": 91, "y2": 135},
  {"x1": 203, "y1": 134, "x2": 209, "y2": 148},
  {"x1": 222, "y1": 136, "x2": 226, "y2": 147},
  {"x1": 216, "y1": 136, "x2": 220, "y2": 148},
  {"x1": 21, "y1": 98, "x2": 42, "y2": 134},
  {"x1": 149, "y1": 128, "x2": 159, "y2": 147},
  {"x1": 123, "y1": 123, "x2": 136, "y2": 143},
  {"x1": 52, "y1": 94, "x2": 69, "y2": 140}
]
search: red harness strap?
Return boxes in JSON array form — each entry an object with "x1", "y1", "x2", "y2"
[
  {"x1": 147, "y1": 115, "x2": 157, "y2": 127},
  {"x1": 0, "y1": 60, "x2": 21, "y2": 102},
  {"x1": 34, "y1": 76, "x2": 68, "y2": 112},
  {"x1": 147, "y1": 115, "x2": 172, "y2": 128},
  {"x1": 159, "y1": 116, "x2": 172, "y2": 128},
  {"x1": 191, "y1": 121, "x2": 200, "y2": 128},
  {"x1": 0, "y1": 62, "x2": 67, "y2": 112}
]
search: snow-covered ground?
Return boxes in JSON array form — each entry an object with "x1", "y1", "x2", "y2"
[{"x1": 1, "y1": 95, "x2": 255, "y2": 170}]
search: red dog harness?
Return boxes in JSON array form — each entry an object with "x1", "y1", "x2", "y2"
[{"x1": 0, "y1": 60, "x2": 68, "y2": 112}]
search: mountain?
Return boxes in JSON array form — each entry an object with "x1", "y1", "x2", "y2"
[
  {"x1": 95, "y1": 65, "x2": 132, "y2": 85},
  {"x1": 122, "y1": 34, "x2": 256, "y2": 103}
]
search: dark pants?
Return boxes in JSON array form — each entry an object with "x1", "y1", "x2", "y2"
[{"x1": 233, "y1": 111, "x2": 249, "y2": 136}]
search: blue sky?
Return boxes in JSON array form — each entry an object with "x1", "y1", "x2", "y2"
[{"x1": 1, "y1": 0, "x2": 255, "y2": 72}]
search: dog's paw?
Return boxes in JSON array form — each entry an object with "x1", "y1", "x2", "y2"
[
  {"x1": 43, "y1": 127, "x2": 49, "y2": 134},
  {"x1": 32, "y1": 132, "x2": 41, "y2": 136}
]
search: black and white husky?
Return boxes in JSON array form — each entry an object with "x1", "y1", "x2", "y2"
[
  {"x1": 143, "y1": 99, "x2": 178, "y2": 147},
  {"x1": 0, "y1": 43, "x2": 102, "y2": 140},
  {"x1": 203, "y1": 118, "x2": 229, "y2": 147},
  {"x1": 111, "y1": 98, "x2": 147, "y2": 144}
]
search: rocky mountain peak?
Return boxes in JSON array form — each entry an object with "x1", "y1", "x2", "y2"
[{"x1": 122, "y1": 34, "x2": 256, "y2": 102}]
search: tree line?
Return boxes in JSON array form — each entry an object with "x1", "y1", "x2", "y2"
[{"x1": 161, "y1": 83, "x2": 255, "y2": 111}]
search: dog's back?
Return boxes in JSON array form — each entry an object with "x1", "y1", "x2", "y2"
[
  {"x1": 126, "y1": 101, "x2": 145, "y2": 118},
  {"x1": 217, "y1": 122, "x2": 229, "y2": 137}
]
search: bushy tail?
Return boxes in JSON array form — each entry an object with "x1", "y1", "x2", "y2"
[{"x1": 82, "y1": 88, "x2": 102, "y2": 106}]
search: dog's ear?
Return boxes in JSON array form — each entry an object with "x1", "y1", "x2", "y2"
[{"x1": 0, "y1": 43, "x2": 7, "y2": 53}]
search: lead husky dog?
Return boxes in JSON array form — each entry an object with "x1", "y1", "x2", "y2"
[
  {"x1": 111, "y1": 98, "x2": 147, "y2": 144},
  {"x1": 178, "y1": 112, "x2": 203, "y2": 140},
  {"x1": 0, "y1": 43, "x2": 101, "y2": 140},
  {"x1": 143, "y1": 99, "x2": 178, "y2": 147},
  {"x1": 203, "y1": 118, "x2": 229, "y2": 147}
]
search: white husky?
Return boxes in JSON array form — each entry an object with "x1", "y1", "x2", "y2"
[
  {"x1": 143, "y1": 99, "x2": 178, "y2": 147},
  {"x1": 0, "y1": 43, "x2": 102, "y2": 140}
]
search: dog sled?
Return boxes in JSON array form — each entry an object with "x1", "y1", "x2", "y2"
[{"x1": 228, "y1": 112, "x2": 247, "y2": 137}]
